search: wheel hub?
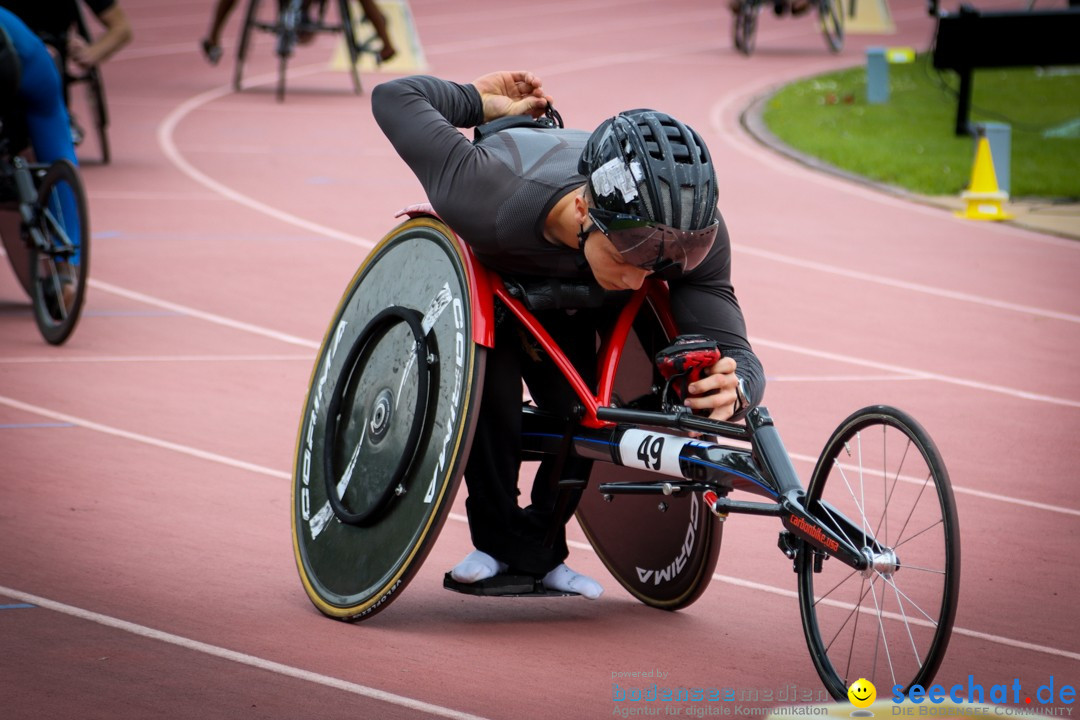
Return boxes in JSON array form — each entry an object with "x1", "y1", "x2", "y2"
[
  {"x1": 861, "y1": 547, "x2": 900, "y2": 579},
  {"x1": 368, "y1": 388, "x2": 394, "y2": 442}
]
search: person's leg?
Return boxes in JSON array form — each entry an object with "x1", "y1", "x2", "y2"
[
  {"x1": 519, "y1": 310, "x2": 595, "y2": 562},
  {"x1": 7, "y1": 13, "x2": 82, "y2": 268},
  {"x1": 460, "y1": 318, "x2": 560, "y2": 576},
  {"x1": 202, "y1": 0, "x2": 239, "y2": 64},
  {"x1": 17, "y1": 44, "x2": 76, "y2": 167},
  {"x1": 455, "y1": 309, "x2": 604, "y2": 597},
  {"x1": 357, "y1": 0, "x2": 395, "y2": 61},
  {"x1": 520, "y1": 309, "x2": 603, "y2": 598}
]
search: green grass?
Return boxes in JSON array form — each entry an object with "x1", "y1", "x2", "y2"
[{"x1": 761, "y1": 54, "x2": 1080, "y2": 198}]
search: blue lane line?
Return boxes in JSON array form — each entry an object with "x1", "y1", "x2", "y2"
[
  {"x1": 0, "y1": 422, "x2": 75, "y2": 430},
  {"x1": 0, "y1": 604, "x2": 36, "y2": 610}
]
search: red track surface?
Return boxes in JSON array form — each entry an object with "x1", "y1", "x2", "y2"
[{"x1": 1, "y1": 1, "x2": 1077, "y2": 718}]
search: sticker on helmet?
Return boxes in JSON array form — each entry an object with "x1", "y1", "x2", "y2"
[{"x1": 590, "y1": 157, "x2": 643, "y2": 203}]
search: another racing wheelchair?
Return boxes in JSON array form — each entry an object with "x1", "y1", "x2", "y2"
[
  {"x1": 233, "y1": 0, "x2": 383, "y2": 102},
  {"x1": 0, "y1": 102, "x2": 90, "y2": 344},
  {"x1": 290, "y1": 209, "x2": 960, "y2": 699},
  {"x1": 733, "y1": 0, "x2": 845, "y2": 56}
]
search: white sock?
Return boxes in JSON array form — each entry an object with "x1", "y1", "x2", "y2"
[
  {"x1": 542, "y1": 563, "x2": 604, "y2": 599},
  {"x1": 450, "y1": 549, "x2": 508, "y2": 583}
]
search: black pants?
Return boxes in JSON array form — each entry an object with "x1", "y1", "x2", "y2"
[{"x1": 462, "y1": 307, "x2": 599, "y2": 576}]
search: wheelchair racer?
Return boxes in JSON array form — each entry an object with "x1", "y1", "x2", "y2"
[
  {"x1": 1, "y1": 7, "x2": 83, "y2": 279},
  {"x1": 372, "y1": 71, "x2": 764, "y2": 599},
  {"x1": 1, "y1": 0, "x2": 132, "y2": 147}
]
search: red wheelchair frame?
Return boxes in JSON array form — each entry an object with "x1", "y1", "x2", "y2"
[{"x1": 291, "y1": 208, "x2": 960, "y2": 700}]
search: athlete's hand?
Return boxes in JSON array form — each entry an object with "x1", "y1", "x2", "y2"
[
  {"x1": 67, "y1": 34, "x2": 97, "y2": 70},
  {"x1": 683, "y1": 357, "x2": 741, "y2": 422},
  {"x1": 472, "y1": 71, "x2": 551, "y2": 123}
]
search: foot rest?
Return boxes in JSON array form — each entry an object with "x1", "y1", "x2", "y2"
[{"x1": 442, "y1": 572, "x2": 577, "y2": 597}]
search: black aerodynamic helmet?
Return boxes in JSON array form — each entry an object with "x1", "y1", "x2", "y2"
[{"x1": 578, "y1": 109, "x2": 719, "y2": 273}]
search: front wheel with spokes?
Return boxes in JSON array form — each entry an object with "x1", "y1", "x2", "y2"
[
  {"x1": 797, "y1": 406, "x2": 960, "y2": 699},
  {"x1": 29, "y1": 160, "x2": 89, "y2": 345}
]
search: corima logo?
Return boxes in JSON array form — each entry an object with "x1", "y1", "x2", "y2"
[{"x1": 635, "y1": 493, "x2": 699, "y2": 585}]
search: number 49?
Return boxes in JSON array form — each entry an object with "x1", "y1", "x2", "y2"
[{"x1": 637, "y1": 435, "x2": 664, "y2": 471}]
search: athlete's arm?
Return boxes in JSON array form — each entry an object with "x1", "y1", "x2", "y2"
[
  {"x1": 668, "y1": 213, "x2": 765, "y2": 421},
  {"x1": 68, "y1": 3, "x2": 132, "y2": 69}
]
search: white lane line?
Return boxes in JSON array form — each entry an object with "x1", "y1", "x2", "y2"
[
  {"x1": 67, "y1": 270, "x2": 1080, "y2": 412},
  {"x1": 88, "y1": 279, "x2": 319, "y2": 349},
  {"x1": 768, "y1": 374, "x2": 923, "y2": 383},
  {"x1": 397, "y1": 517, "x2": 1080, "y2": 663},
  {"x1": 691, "y1": 573, "x2": 1080, "y2": 664},
  {"x1": 0, "y1": 586, "x2": 494, "y2": 720},
  {"x1": 782, "y1": 452, "x2": 1080, "y2": 519},
  {"x1": 1, "y1": 392, "x2": 1076, "y2": 663},
  {"x1": 0, "y1": 353, "x2": 312, "y2": 364},
  {"x1": 88, "y1": 191, "x2": 223, "y2": 201},
  {"x1": 155, "y1": 67, "x2": 376, "y2": 251},
  {"x1": 736, "y1": 245, "x2": 1080, "y2": 325},
  {"x1": 752, "y1": 337, "x2": 1080, "y2": 409},
  {"x1": 84, "y1": 274, "x2": 1080, "y2": 409},
  {"x1": 0, "y1": 395, "x2": 290, "y2": 481},
  {"x1": 6, "y1": 388, "x2": 1076, "y2": 521}
]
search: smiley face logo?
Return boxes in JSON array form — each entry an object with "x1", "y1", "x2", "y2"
[{"x1": 848, "y1": 678, "x2": 876, "y2": 709}]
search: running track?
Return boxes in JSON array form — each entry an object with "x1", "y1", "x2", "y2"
[{"x1": 1, "y1": 1, "x2": 1077, "y2": 718}]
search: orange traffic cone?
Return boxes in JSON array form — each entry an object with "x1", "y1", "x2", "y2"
[{"x1": 956, "y1": 134, "x2": 1013, "y2": 221}]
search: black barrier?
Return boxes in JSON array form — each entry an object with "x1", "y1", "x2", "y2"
[{"x1": 932, "y1": 5, "x2": 1080, "y2": 135}]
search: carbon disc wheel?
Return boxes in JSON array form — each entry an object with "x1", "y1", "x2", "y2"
[
  {"x1": 291, "y1": 216, "x2": 485, "y2": 621},
  {"x1": 576, "y1": 296, "x2": 723, "y2": 610}
]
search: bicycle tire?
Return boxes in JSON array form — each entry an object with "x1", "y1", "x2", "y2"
[
  {"x1": 734, "y1": 0, "x2": 761, "y2": 56},
  {"x1": 576, "y1": 299, "x2": 723, "y2": 611},
  {"x1": 291, "y1": 216, "x2": 485, "y2": 621},
  {"x1": 818, "y1": 0, "x2": 844, "y2": 53},
  {"x1": 797, "y1": 406, "x2": 959, "y2": 699},
  {"x1": 338, "y1": 0, "x2": 364, "y2": 94},
  {"x1": 29, "y1": 160, "x2": 89, "y2": 345}
]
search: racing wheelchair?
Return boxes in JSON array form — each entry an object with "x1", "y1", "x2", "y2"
[
  {"x1": 733, "y1": 0, "x2": 845, "y2": 56},
  {"x1": 290, "y1": 209, "x2": 960, "y2": 699},
  {"x1": 233, "y1": 0, "x2": 383, "y2": 102},
  {"x1": 0, "y1": 108, "x2": 90, "y2": 344}
]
